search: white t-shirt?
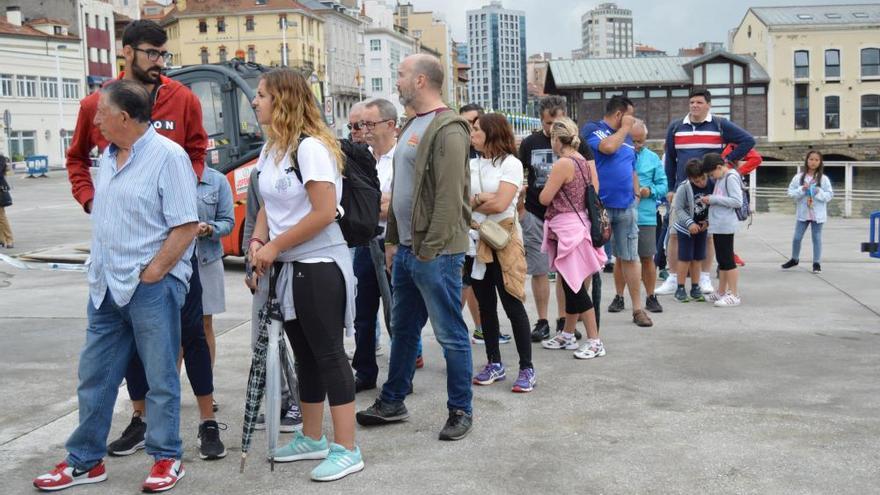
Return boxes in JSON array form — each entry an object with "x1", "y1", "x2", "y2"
[
  {"x1": 258, "y1": 137, "x2": 342, "y2": 240},
  {"x1": 375, "y1": 143, "x2": 395, "y2": 236},
  {"x1": 469, "y1": 154, "x2": 524, "y2": 224}
]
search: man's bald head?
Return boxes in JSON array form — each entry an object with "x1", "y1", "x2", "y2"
[
  {"x1": 406, "y1": 54, "x2": 444, "y2": 90},
  {"x1": 397, "y1": 53, "x2": 445, "y2": 110},
  {"x1": 631, "y1": 119, "x2": 648, "y2": 152}
]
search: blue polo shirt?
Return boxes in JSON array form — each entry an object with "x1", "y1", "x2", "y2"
[{"x1": 583, "y1": 120, "x2": 637, "y2": 209}]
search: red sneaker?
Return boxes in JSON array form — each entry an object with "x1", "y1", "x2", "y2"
[
  {"x1": 734, "y1": 253, "x2": 746, "y2": 267},
  {"x1": 415, "y1": 355, "x2": 424, "y2": 369},
  {"x1": 33, "y1": 460, "x2": 107, "y2": 491},
  {"x1": 142, "y1": 459, "x2": 185, "y2": 493}
]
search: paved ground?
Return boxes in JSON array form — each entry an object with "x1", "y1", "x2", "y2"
[{"x1": 1, "y1": 173, "x2": 879, "y2": 494}]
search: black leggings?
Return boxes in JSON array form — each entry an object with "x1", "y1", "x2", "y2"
[
  {"x1": 283, "y1": 262, "x2": 355, "y2": 407},
  {"x1": 470, "y1": 253, "x2": 532, "y2": 370},
  {"x1": 562, "y1": 276, "x2": 593, "y2": 315},
  {"x1": 713, "y1": 234, "x2": 736, "y2": 271}
]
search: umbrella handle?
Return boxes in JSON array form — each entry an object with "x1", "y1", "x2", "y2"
[{"x1": 240, "y1": 453, "x2": 247, "y2": 473}]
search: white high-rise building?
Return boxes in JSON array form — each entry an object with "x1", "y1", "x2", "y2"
[
  {"x1": 581, "y1": 2, "x2": 634, "y2": 58},
  {"x1": 362, "y1": 0, "x2": 416, "y2": 116},
  {"x1": 466, "y1": 1, "x2": 526, "y2": 113}
]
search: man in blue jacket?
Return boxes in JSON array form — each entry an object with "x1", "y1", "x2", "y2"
[{"x1": 657, "y1": 88, "x2": 755, "y2": 296}]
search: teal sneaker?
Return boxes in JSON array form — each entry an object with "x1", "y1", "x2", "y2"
[
  {"x1": 273, "y1": 431, "x2": 329, "y2": 463},
  {"x1": 310, "y1": 443, "x2": 364, "y2": 482}
]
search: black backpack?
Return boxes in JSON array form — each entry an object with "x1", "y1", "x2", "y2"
[{"x1": 290, "y1": 137, "x2": 381, "y2": 247}]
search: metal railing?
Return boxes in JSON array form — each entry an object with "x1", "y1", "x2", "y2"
[{"x1": 748, "y1": 161, "x2": 880, "y2": 218}]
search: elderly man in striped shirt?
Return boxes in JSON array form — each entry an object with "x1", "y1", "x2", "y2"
[{"x1": 34, "y1": 80, "x2": 198, "y2": 493}]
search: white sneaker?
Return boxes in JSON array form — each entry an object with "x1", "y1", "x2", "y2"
[
  {"x1": 573, "y1": 340, "x2": 606, "y2": 360},
  {"x1": 706, "y1": 291, "x2": 725, "y2": 303},
  {"x1": 714, "y1": 293, "x2": 741, "y2": 307},
  {"x1": 656, "y1": 275, "x2": 678, "y2": 295},
  {"x1": 542, "y1": 333, "x2": 578, "y2": 350},
  {"x1": 699, "y1": 272, "x2": 715, "y2": 294}
]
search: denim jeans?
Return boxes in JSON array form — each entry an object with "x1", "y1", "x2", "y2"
[
  {"x1": 380, "y1": 246, "x2": 473, "y2": 414},
  {"x1": 792, "y1": 220, "x2": 824, "y2": 263},
  {"x1": 607, "y1": 204, "x2": 640, "y2": 261},
  {"x1": 66, "y1": 276, "x2": 186, "y2": 470}
]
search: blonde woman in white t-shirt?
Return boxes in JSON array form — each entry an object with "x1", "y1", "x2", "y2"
[
  {"x1": 469, "y1": 113, "x2": 535, "y2": 393},
  {"x1": 248, "y1": 69, "x2": 363, "y2": 481}
]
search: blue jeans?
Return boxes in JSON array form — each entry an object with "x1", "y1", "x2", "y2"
[
  {"x1": 792, "y1": 220, "x2": 823, "y2": 263},
  {"x1": 353, "y1": 246, "x2": 382, "y2": 385},
  {"x1": 380, "y1": 246, "x2": 473, "y2": 414},
  {"x1": 66, "y1": 276, "x2": 186, "y2": 470}
]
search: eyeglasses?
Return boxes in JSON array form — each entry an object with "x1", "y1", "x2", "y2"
[
  {"x1": 360, "y1": 119, "x2": 394, "y2": 129},
  {"x1": 347, "y1": 122, "x2": 363, "y2": 131},
  {"x1": 134, "y1": 47, "x2": 173, "y2": 64}
]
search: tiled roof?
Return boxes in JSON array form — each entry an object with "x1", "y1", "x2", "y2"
[
  {"x1": 27, "y1": 18, "x2": 70, "y2": 26},
  {"x1": 0, "y1": 17, "x2": 78, "y2": 40},
  {"x1": 749, "y1": 4, "x2": 880, "y2": 26},
  {"x1": 548, "y1": 52, "x2": 769, "y2": 88}
]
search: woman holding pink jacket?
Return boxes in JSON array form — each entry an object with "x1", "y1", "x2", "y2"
[{"x1": 538, "y1": 118, "x2": 607, "y2": 360}]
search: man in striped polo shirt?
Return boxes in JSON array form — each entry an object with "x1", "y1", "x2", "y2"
[
  {"x1": 34, "y1": 81, "x2": 197, "y2": 493},
  {"x1": 658, "y1": 88, "x2": 755, "y2": 296}
]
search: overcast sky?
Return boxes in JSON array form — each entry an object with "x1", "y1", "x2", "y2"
[{"x1": 410, "y1": 0, "x2": 868, "y2": 56}]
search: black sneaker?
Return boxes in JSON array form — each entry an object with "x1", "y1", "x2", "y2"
[
  {"x1": 280, "y1": 406, "x2": 303, "y2": 433},
  {"x1": 553, "y1": 317, "x2": 582, "y2": 340},
  {"x1": 645, "y1": 295, "x2": 663, "y2": 313},
  {"x1": 812, "y1": 263, "x2": 821, "y2": 273},
  {"x1": 107, "y1": 416, "x2": 146, "y2": 456},
  {"x1": 197, "y1": 420, "x2": 227, "y2": 460},
  {"x1": 781, "y1": 259, "x2": 799, "y2": 269},
  {"x1": 530, "y1": 319, "x2": 550, "y2": 342},
  {"x1": 607, "y1": 295, "x2": 625, "y2": 313},
  {"x1": 438, "y1": 409, "x2": 473, "y2": 441},
  {"x1": 356, "y1": 399, "x2": 409, "y2": 426}
]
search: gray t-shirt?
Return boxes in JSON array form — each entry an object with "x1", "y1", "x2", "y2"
[{"x1": 392, "y1": 112, "x2": 437, "y2": 246}]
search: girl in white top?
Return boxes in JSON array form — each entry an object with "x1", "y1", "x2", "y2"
[
  {"x1": 468, "y1": 113, "x2": 535, "y2": 393},
  {"x1": 248, "y1": 69, "x2": 363, "y2": 482}
]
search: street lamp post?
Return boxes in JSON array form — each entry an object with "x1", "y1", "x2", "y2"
[{"x1": 55, "y1": 44, "x2": 67, "y2": 165}]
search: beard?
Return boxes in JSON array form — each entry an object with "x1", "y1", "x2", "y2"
[
  {"x1": 131, "y1": 61, "x2": 162, "y2": 85},
  {"x1": 398, "y1": 85, "x2": 415, "y2": 108}
]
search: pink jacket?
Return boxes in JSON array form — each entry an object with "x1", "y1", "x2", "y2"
[{"x1": 542, "y1": 212, "x2": 607, "y2": 291}]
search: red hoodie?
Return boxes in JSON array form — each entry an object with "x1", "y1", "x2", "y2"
[{"x1": 65, "y1": 73, "x2": 207, "y2": 211}]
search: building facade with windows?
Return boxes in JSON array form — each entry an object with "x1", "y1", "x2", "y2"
[
  {"x1": 581, "y1": 2, "x2": 634, "y2": 59},
  {"x1": 0, "y1": 10, "x2": 85, "y2": 166},
  {"x1": 0, "y1": 0, "x2": 117, "y2": 91},
  {"x1": 162, "y1": 0, "x2": 324, "y2": 77},
  {"x1": 731, "y1": 5, "x2": 880, "y2": 158},
  {"x1": 466, "y1": 1, "x2": 526, "y2": 113},
  {"x1": 394, "y1": 3, "x2": 454, "y2": 104},
  {"x1": 362, "y1": 0, "x2": 415, "y2": 117},
  {"x1": 543, "y1": 51, "x2": 770, "y2": 142},
  {"x1": 300, "y1": 0, "x2": 365, "y2": 137}
]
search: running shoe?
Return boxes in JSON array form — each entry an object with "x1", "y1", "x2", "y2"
[
  {"x1": 511, "y1": 368, "x2": 536, "y2": 393},
  {"x1": 656, "y1": 274, "x2": 678, "y2": 295},
  {"x1": 473, "y1": 362, "x2": 506, "y2": 385},
  {"x1": 541, "y1": 333, "x2": 578, "y2": 350},
  {"x1": 645, "y1": 295, "x2": 663, "y2": 313},
  {"x1": 812, "y1": 263, "x2": 822, "y2": 273},
  {"x1": 573, "y1": 340, "x2": 606, "y2": 360},
  {"x1": 438, "y1": 410, "x2": 472, "y2": 441},
  {"x1": 530, "y1": 319, "x2": 550, "y2": 342},
  {"x1": 689, "y1": 285, "x2": 706, "y2": 303},
  {"x1": 607, "y1": 295, "x2": 625, "y2": 313},
  {"x1": 274, "y1": 431, "x2": 330, "y2": 463},
  {"x1": 714, "y1": 293, "x2": 742, "y2": 307},
  {"x1": 674, "y1": 286, "x2": 689, "y2": 303},
  {"x1": 197, "y1": 420, "x2": 227, "y2": 460},
  {"x1": 33, "y1": 461, "x2": 107, "y2": 491},
  {"x1": 310, "y1": 443, "x2": 364, "y2": 482},
  {"x1": 142, "y1": 459, "x2": 184, "y2": 493},
  {"x1": 781, "y1": 259, "x2": 799, "y2": 269},
  {"x1": 107, "y1": 415, "x2": 146, "y2": 456}
]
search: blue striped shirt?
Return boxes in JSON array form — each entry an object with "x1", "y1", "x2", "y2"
[{"x1": 89, "y1": 126, "x2": 199, "y2": 308}]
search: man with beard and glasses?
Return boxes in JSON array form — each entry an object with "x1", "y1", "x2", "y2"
[{"x1": 64, "y1": 20, "x2": 226, "y2": 462}]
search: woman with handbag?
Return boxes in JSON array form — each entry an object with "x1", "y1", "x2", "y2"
[
  {"x1": 538, "y1": 118, "x2": 608, "y2": 360},
  {"x1": 468, "y1": 113, "x2": 535, "y2": 393},
  {"x1": 0, "y1": 154, "x2": 13, "y2": 248}
]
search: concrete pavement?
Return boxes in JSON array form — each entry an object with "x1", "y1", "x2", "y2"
[{"x1": 1, "y1": 173, "x2": 879, "y2": 494}]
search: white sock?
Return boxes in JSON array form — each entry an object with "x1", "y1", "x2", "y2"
[
  {"x1": 561, "y1": 331, "x2": 575, "y2": 340},
  {"x1": 701, "y1": 271, "x2": 711, "y2": 280}
]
